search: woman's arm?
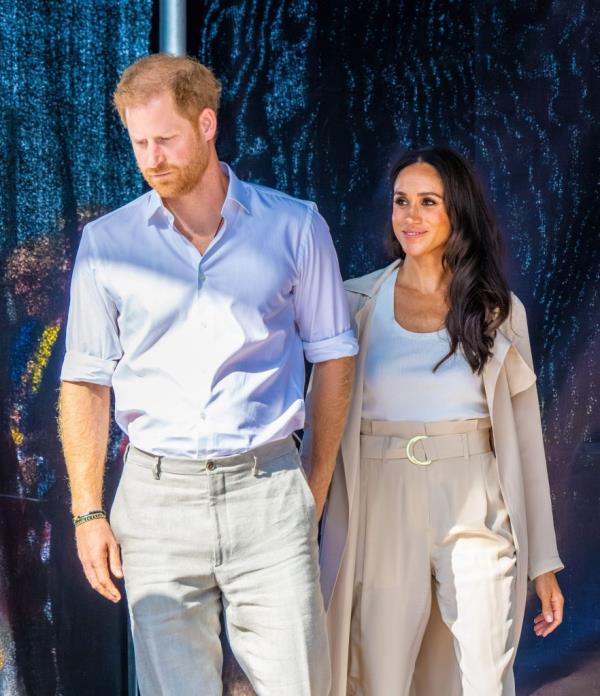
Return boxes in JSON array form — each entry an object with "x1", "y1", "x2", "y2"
[
  {"x1": 510, "y1": 296, "x2": 564, "y2": 635},
  {"x1": 510, "y1": 297, "x2": 563, "y2": 578}
]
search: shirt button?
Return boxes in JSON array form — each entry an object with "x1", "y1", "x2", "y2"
[
  {"x1": 207, "y1": 461, "x2": 216, "y2": 471},
  {"x1": 199, "y1": 411, "x2": 206, "y2": 420}
]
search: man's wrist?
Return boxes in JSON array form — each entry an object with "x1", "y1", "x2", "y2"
[
  {"x1": 71, "y1": 496, "x2": 104, "y2": 517},
  {"x1": 72, "y1": 509, "x2": 107, "y2": 527}
]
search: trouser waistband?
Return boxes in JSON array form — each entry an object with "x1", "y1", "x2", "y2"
[
  {"x1": 127, "y1": 436, "x2": 297, "y2": 478},
  {"x1": 360, "y1": 417, "x2": 492, "y2": 464}
]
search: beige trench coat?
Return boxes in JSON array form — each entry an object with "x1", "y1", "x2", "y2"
[{"x1": 302, "y1": 260, "x2": 563, "y2": 695}]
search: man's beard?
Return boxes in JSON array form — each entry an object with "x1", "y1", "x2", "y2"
[{"x1": 143, "y1": 147, "x2": 208, "y2": 198}]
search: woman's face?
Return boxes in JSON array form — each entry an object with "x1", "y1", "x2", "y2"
[{"x1": 392, "y1": 162, "x2": 451, "y2": 259}]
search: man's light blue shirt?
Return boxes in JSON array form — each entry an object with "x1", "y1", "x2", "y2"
[{"x1": 61, "y1": 164, "x2": 357, "y2": 457}]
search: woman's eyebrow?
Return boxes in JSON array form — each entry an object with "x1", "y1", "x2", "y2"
[{"x1": 393, "y1": 190, "x2": 444, "y2": 197}]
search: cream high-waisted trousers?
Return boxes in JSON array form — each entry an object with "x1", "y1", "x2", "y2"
[{"x1": 348, "y1": 417, "x2": 517, "y2": 696}]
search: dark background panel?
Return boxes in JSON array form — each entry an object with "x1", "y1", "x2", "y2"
[{"x1": 0, "y1": 1, "x2": 598, "y2": 694}]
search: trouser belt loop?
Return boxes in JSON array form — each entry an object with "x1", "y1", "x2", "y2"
[
  {"x1": 152, "y1": 456, "x2": 162, "y2": 480},
  {"x1": 462, "y1": 433, "x2": 470, "y2": 460},
  {"x1": 252, "y1": 454, "x2": 259, "y2": 477}
]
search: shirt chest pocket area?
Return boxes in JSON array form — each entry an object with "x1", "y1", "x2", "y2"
[
  {"x1": 111, "y1": 269, "x2": 195, "y2": 336},
  {"x1": 222, "y1": 260, "x2": 295, "y2": 317}
]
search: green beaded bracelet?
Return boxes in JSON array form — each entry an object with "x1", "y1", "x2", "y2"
[{"x1": 72, "y1": 510, "x2": 107, "y2": 527}]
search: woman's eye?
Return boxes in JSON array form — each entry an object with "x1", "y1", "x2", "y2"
[
  {"x1": 422, "y1": 198, "x2": 436, "y2": 206},
  {"x1": 394, "y1": 197, "x2": 407, "y2": 206}
]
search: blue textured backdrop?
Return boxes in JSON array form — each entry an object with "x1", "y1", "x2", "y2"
[
  {"x1": 1, "y1": 1, "x2": 599, "y2": 694},
  {"x1": 0, "y1": 1, "x2": 150, "y2": 694}
]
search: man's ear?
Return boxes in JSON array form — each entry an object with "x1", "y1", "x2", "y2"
[{"x1": 198, "y1": 108, "x2": 218, "y2": 143}]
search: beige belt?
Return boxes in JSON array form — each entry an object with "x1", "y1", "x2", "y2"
[{"x1": 360, "y1": 418, "x2": 492, "y2": 466}]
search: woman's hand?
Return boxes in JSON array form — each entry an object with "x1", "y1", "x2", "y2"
[{"x1": 533, "y1": 571, "x2": 564, "y2": 637}]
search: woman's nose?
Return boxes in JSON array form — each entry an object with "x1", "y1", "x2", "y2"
[{"x1": 405, "y1": 203, "x2": 422, "y2": 222}]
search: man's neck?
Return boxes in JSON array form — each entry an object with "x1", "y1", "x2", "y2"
[{"x1": 162, "y1": 155, "x2": 229, "y2": 250}]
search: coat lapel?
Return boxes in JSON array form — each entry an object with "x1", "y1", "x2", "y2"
[
  {"x1": 350, "y1": 260, "x2": 401, "y2": 332},
  {"x1": 483, "y1": 328, "x2": 513, "y2": 416},
  {"x1": 483, "y1": 323, "x2": 537, "y2": 417},
  {"x1": 340, "y1": 260, "x2": 400, "y2": 511}
]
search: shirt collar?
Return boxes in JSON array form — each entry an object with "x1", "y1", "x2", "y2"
[
  {"x1": 219, "y1": 162, "x2": 252, "y2": 214},
  {"x1": 146, "y1": 161, "x2": 251, "y2": 225}
]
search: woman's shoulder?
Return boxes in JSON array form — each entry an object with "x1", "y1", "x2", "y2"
[
  {"x1": 499, "y1": 291, "x2": 528, "y2": 339},
  {"x1": 343, "y1": 260, "x2": 399, "y2": 297},
  {"x1": 343, "y1": 268, "x2": 385, "y2": 295},
  {"x1": 509, "y1": 292, "x2": 526, "y2": 316}
]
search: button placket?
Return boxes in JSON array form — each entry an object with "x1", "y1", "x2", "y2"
[
  {"x1": 197, "y1": 266, "x2": 205, "y2": 293},
  {"x1": 195, "y1": 261, "x2": 209, "y2": 412}
]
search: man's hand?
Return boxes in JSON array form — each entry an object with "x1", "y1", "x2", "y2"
[
  {"x1": 533, "y1": 571, "x2": 564, "y2": 637},
  {"x1": 75, "y1": 518, "x2": 123, "y2": 603},
  {"x1": 308, "y1": 460, "x2": 335, "y2": 520}
]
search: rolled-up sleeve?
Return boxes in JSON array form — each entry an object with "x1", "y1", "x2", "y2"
[
  {"x1": 60, "y1": 226, "x2": 122, "y2": 385},
  {"x1": 293, "y1": 205, "x2": 358, "y2": 363}
]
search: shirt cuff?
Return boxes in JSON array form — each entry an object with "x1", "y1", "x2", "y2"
[
  {"x1": 303, "y1": 328, "x2": 358, "y2": 364},
  {"x1": 60, "y1": 350, "x2": 117, "y2": 386}
]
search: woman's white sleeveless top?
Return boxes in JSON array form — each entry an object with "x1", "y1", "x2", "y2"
[{"x1": 362, "y1": 272, "x2": 489, "y2": 421}]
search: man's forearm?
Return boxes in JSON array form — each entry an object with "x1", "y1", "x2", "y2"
[
  {"x1": 306, "y1": 356, "x2": 354, "y2": 516},
  {"x1": 58, "y1": 381, "x2": 111, "y2": 515}
]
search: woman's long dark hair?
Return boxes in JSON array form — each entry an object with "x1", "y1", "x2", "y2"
[{"x1": 387, "y1": 146, "x2": 511, "y2": 374}]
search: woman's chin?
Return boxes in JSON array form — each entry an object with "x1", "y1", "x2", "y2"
[{"x1": 400, "y1": 244, "x2": 431, "y2": 259}]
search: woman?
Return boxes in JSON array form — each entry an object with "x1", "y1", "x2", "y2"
[{"x1": 303, "y1": 146, "x2": 564, "y2": 695}]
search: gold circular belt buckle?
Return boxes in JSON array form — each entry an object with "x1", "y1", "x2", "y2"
[{"x1": 406, "y1": 435, "x2": 432, "y2": 466}]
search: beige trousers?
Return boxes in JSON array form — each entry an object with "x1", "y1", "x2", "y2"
[{"x1": 348, "y1": 418, "x2": 517, "y2": 696}]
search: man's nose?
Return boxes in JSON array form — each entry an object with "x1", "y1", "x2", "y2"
[{"x1": 147, "y1": 143, "x2": 165, "y2": 169}]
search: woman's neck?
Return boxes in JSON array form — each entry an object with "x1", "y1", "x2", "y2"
[{"x1": 396, "y1": 253, "x2": 450, "y2": 295}]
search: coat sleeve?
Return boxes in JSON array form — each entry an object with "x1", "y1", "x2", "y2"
[{"x1": 510, "y1": 296, "x2": 564, "y2": 579}]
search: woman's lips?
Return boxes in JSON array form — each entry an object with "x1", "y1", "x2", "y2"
[{"x1": 403, "y1": 229, "x2": 427, "y2": 238}]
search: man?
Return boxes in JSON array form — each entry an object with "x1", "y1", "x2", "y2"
[{"x1": 59, "y1": 54, "x2": 356, "y2": 695}]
